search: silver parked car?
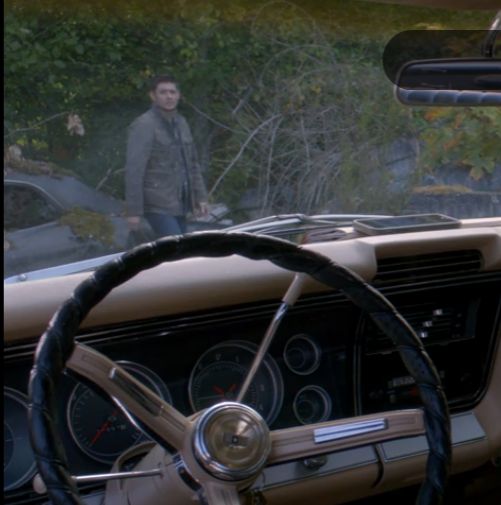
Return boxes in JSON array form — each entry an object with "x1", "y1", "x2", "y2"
[{"x1": 4, "y1": 168, "x2": 231, "y2": 279}]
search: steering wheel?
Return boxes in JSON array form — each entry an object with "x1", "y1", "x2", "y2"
[{"x1": 28, "y1": 232, "x2": 451, "y2": 505}]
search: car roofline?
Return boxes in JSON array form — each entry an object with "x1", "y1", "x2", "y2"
[{"x1": 4, "y1": 178, "x2": 67, "y2": 211}]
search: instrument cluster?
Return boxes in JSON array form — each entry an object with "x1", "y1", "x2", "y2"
[
  {"x1": 5, "y1": 274, "x2": 499, "y2": 503},
  {"x1": 4, "y1": 299, "x2": 355, "y2": 496}
]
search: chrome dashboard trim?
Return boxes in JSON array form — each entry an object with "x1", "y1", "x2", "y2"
[{"x1": 314, "y1": 419, "x2": 387, "y2": 444}]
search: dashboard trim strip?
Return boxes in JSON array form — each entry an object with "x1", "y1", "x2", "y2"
[
  {"x1": 378, "y1": 412, "x2": 486, "y2": 462},
  {"x1": 254, "y1": 446, "x2": 379, "y2": 491},
  {"x1": 314, "y1": 418, "x2": 387, "y2": 444}
]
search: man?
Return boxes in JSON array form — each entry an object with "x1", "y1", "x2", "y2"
[{"x1": 125, "y1": 75, "x2": 208, "y2": 237}]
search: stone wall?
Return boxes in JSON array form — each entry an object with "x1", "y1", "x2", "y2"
[{"x1": 405, "y1": 191, "x2": 501, "y2": 218}]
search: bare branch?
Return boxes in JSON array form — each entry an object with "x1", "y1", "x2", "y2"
[
  {"x1": 96, "y1": 168, "x2": 124, "y2": 192},
  {"x1": 183, "y1": 100, "x2": 239, "y2": 134},
  {"x1": 261, "y1": 116, "x2": 284, "y2": 212},
  {"x1": 209, "y1": 113, "x2": 283, "y2": 197},
  {"x1": 4, "y1": 112, "x2": 70, "y2": 139}
]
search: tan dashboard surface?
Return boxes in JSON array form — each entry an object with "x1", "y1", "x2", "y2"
[
  {"x1": 4, "y1": 224, "x2": 501, "y2": 343},
  {"x1": 4, "y1": 220, "x2": 501, "y2": 504}
]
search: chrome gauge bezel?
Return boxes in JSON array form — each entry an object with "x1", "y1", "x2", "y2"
[
  {"x1": 66, "y1": 360, "x2": 171, "y2": 464},
  {"x1": 293, "y1": 385, "x2": 332, "y2": 425},
  {"x1": 188, "y1": 340, "x2": 284, "y2": 425},
  {"x1": 4, "y1": 387, "x2": 37, "y2": 492},
  {"x1": 283, "y1": 333, "x2": 322, "y2": 375}
]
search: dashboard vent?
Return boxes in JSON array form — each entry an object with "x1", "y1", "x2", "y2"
[{"x1": 374, "y1": 250, "x2": 482, "y2": 286}]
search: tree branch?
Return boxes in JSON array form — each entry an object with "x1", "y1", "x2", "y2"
[
  {"x1": 183, "y1": 100, "x2": 239, "y2": 134},
  {"x1": 209, "y1": 113, "x2": 282, "y2": 197},
  {"x1": 4, "y1": 111, "x2": 70, "y2": 139}
]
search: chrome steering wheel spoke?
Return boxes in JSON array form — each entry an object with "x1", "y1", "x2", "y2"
[{"x1": 237, "y1": 273, "x2": 306, "y2": 402}]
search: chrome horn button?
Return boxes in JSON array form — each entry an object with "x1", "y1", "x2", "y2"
[{"x1": 193, "y1": 402, "x2": 271, "y2": 481}]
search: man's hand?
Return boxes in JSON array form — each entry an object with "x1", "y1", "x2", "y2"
[
  {"x1": 196, "y1": 202, "x2": 209, "y2": 218},
  {"x1": 127, "y1": 216, "x2": 141, "y2": 231}
]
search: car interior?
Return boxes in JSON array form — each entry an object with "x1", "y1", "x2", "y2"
[{"x1": 3, "y1": 1, "x2": 501, "y2": 505}]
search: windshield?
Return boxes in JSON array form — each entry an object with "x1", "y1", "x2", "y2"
[{"x1": 4, "y1": 1, "x2": 500, "y2": 280}]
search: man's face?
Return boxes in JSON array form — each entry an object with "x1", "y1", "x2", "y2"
[{"x1": 150, "y1": 82, "x2": 181, "y2": 112}]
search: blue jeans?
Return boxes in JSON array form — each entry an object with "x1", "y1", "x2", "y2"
[{"x1": 145, "y1": 213, "x2": 187, "y2": 238}]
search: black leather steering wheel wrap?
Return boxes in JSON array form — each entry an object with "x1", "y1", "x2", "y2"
[{"x1": 28, "y1": 232, "x2": 451, "y2": 505}]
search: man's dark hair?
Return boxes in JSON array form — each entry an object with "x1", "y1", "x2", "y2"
[{"x1": 149, "y1": 75, "x2": 179, "y2": 92}]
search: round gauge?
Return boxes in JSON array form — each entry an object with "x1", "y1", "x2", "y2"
[
  {"x1": 283, "y1": 334, "x2": 322, "y2": 375},
  {"x1": 4, "y1": 388, "x2": 37, "y2": 492},
  {"x1": 189, "y1": 341, "x2": 284, "y2": 425},
  {"x1": 293, "y1": 386, "x2": 332, "y2": 425},
  {"x1": 67, "y1": 361, "x2": 171, "y2": 464}
]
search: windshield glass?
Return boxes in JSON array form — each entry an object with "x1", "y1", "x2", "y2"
[{"x1": 4, "y1": 1, "x2": 500, "y2": 280}]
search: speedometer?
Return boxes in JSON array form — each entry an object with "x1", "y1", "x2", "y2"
[
  {"x1": 188, "y1": 341, "x2": 283, "y2": 425},
  {"x1": 67, "y1": 361, "x2": 171, "y2": 464}
]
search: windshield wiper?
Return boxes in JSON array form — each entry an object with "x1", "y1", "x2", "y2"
[
  {"x1": 4, "y1": 214, "x2": 390, "y2": 284},
  {"x1": 224, "y1": 213, "x2": 391, "y2": 238}
]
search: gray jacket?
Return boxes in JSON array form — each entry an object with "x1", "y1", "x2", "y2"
[{"x1": 125, "y1": 106, "x2": 208, "y2": 217}]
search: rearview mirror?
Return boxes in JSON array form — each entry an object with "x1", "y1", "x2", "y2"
[{"x1": 395, "y1": 58, "x2": 501, "y2": 106}]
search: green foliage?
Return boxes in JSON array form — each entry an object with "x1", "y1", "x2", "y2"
[
  {"x1": 4, "y1": 0, "x2": 497, "y2": 220},
  {"x1": 59, "y1": 207, "x2": 115, "y2": 246},
  {"x1": 413, "y1": 184, "x2": 472, "y2": 195},
  {"x1": 414, "y1": 107, "x2": 501, "y2": 180}
]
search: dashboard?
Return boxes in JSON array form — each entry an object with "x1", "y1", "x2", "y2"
[{"x1": 4, "y1": 232, "x2": 501, "y2": 505}]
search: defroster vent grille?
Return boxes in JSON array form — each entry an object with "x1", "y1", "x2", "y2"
[{"x1": 374, "y1": 250, "x2": 482, "y2": 286}]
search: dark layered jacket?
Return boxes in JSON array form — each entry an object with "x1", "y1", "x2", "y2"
[{"x1": 125, "y1": 106, "x2": 208, "y2": 217}]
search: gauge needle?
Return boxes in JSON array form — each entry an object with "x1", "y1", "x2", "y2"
[
  {"x1": 213, "y1": 384, "x2": 238, "y2": 399},
  {"x1": 213, "y1": 385, "x2": 225, "y2": 396},
  {"x1": 90, "y1": 409, "x2": 118, "y2": 446}
]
